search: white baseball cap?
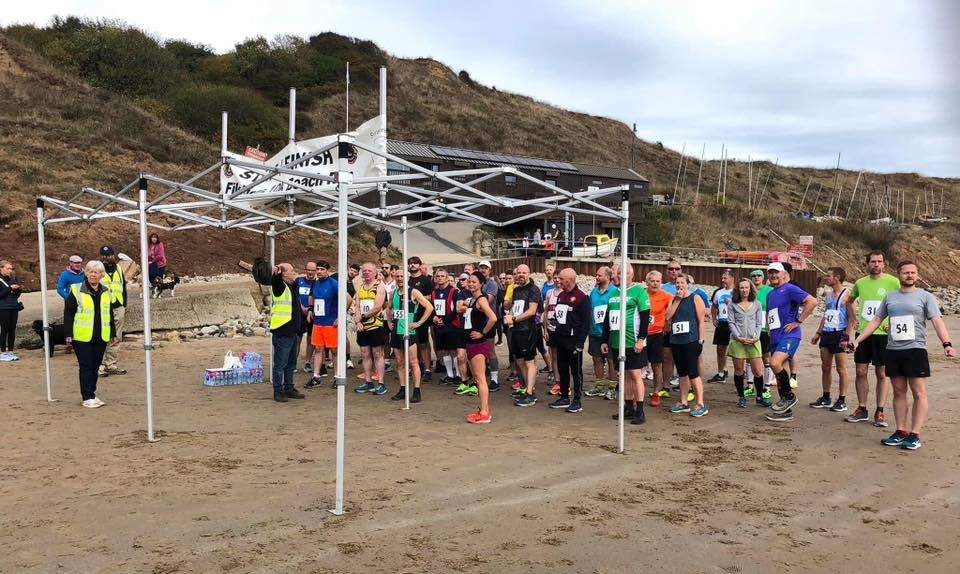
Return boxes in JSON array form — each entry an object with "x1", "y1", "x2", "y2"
[
  {"x1": 69, "y1": 255, "x2": 83, "y2": 263},
  {"x1": 478, "y1": 260, "x2": 492, "y2": 268},
  {"x1": 766, "y1": 262, "x2": 786, "y2": 273}
]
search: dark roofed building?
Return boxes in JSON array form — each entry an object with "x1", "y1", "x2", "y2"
[{"x1": 377, "y1": 140, "x2": 649, "y2": 242}]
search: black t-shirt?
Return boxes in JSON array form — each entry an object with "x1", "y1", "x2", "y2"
[
  {"x1": 409, "y1": 274, "x2": 434, "y2": 320},
  {"x1": 509, "y1": 281, "x2": 542, "y2": 331},
  {"x1": 331, "y1": 272, "x2": 356, "y2": 298}
]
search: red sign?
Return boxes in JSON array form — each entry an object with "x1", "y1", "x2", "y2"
[
  {"x1": 244, "y1": 146, "x2": 268, "y2": 162},
  {"x1": 789, "y1": 244, "x2": 814, "y2": 256}
]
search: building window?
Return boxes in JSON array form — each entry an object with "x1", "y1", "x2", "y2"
[
  {"x1": 592, "y1": 180, "x2": 603, "y2": 186},
  {"x1": 505, "y1": 174, "x2": 517, "y2": 187},
  {"x1": 387, "y1": 160, "x2": 411, "y2": 186}
]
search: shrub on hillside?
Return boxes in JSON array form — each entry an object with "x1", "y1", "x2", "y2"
[{"x1": 167, "y1": 84, "x2": 286, "y2": 151}]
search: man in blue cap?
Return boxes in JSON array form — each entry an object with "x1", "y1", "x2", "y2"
[{"x1": 98, "y1": 246, "x2": 128, "y2": 376}]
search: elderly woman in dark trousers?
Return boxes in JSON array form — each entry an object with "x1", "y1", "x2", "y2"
[
  {"x1": 0, "y1": 260, "x2": 23, "y2": 358},
  {"x1": 64, "y1": 260, "x2": 115, "y2": 408}
]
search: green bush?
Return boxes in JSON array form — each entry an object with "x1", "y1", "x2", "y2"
[{"x1": 167, "y1": 84, "x2": 286, "y2": 151}]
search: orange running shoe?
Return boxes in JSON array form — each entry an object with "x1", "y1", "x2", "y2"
[
  {"x1": 650, "y1": 394, "x2": 661, "y2": 407},
  {"x1": 467, "y1": 411, "x2": 493, "y2": 424},
  {"x1": 549, "y1": 383, "x2": 561, "y2": 396}
]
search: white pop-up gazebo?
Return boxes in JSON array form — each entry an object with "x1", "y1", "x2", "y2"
[{"x1": 35, "y1": 67, "x2": 636, "y2": 515}]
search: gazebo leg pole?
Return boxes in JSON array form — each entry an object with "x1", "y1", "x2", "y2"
[
  {"x1": 139, "y1": 178, "x2": 158, "y2": 442},
  {"x1": 268, "y1": 224, "x2": 276, "y2": 382},
  {"x1": 330, "y1": 140, "x2": 348, "y2": 516},
  {"x1": 402, "y1": 216, "x2": 410, "y2": 411},
  {"x1": 36, "y1": 200, "x2": 56, "y2": 403},
  {"x1": 618, "y1": 193, "x2": 629, "y2": 454}
]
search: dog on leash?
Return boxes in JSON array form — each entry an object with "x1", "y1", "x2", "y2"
[
  {"x1": 31, "y1": 320, "x2": 67, "y2": 356},
  {"x1": 151, "y1": 273, "x2": 181, "y2": 298}
]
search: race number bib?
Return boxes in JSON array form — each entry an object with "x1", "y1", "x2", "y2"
[
  {"x1": 463, "y1": 311, "x2": 473, "y2": 330},
  {"x1": 593, "y1": 305, "x2": 607, "y2": 325},
  {"x1": 889, "y1": 316, "x2": 915, "y2": 341},
  {"x1": 360, "y1": 300, "x2": 374, "y2": 315},
  {"x1": 512, "y1": 300, "x2": 525, "y2": 316},
  {"x1": 718, "y1": 305, "x2": 728, "y2": 320},
  {"x1": 609, "y1": 311, "x2": 622, "y2": 331},
  {"x1": 672, "y1": 321, "x2": 690, "y2": 335},
  {"x1": 824, "y1": 310, "x2": 840, "y2": 330},
  {"x1": 555, "y1": 304, "x2": 570, "y2": 325},
  {"x1": 393, "y1": 309, "x2": 404, "y2": 320},
  {"x1": 767, "y1": 309, "x2": 781, "y2": 330},
  {"x1": 434, "y1": 300, "x2": 446, "y2": 317},
  {"x1": 298, "y1": 286, "x2": 311, "y2": 296},
  {"x1": 862, "y1": 300, "x2": 881, "y2": 320},
  {"x1": 313, "y1": 300, "x2": 326, "y2": 317}
]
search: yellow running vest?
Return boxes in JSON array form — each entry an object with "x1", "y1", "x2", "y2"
[{"x1": 358, "y1": 281, "x2": 383, "y2": 329}]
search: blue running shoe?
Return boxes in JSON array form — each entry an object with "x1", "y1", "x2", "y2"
[
  {"x1": 372, "y1": 383, "x2": 388, "y2": 396},
  {"x1": 901, "y1": 434, "x2": 921, "y2": 450},
  {"x1": 690, "y1": 404, "x2": 709, "y2": 417},
  {"x1": 737, "y1": 397, "x2": 747, "y2": 408},
  {"x1": 882, "y1": 431, "x2": 907, "y2": 447},
  {"x1": 354, "y1": 382, "x2": 376, "y2": 393},
  {"x1": 670, "y1": 403, "x2": 691, "y2": 414}
]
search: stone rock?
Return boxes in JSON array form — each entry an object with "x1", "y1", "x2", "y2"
[
  {"x1": 200, "y1": 325, "x2": 219, "y2": 336},
  {"x1": 252, "y1": 327, "x2": 268, "y2": 336}
]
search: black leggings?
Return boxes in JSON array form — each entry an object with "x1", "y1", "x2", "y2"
[
  {"x1": 555, "y1": 338, "x2": 584, "y2": 401},
  {"x1": 0, "y1": 309, "x2": 17, "y2": 352}
]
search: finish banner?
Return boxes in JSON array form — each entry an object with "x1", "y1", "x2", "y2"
[{"x1": 220, "y1": 115, "x2": 386, "y2": 197}]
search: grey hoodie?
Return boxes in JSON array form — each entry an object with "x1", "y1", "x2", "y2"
[{"x1": 727, "y1": 300, "x2": 764, "y2": 340}]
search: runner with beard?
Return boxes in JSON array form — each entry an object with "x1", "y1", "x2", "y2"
[
  {"x1": 506, "y1": 264, "x2": 543, "y2": 407},
  {"x1": 645, "y1": 271, "x2": 674, "y2": 407},
  {"x1": 855, "y1": 261, "x2": 956, "y2": 450},
  {"x1": 809, "y1": 267, "x2": 852, "y2": 412}
]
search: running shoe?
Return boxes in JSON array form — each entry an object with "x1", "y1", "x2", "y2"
[
  {"x1": 789, "y1": 375, "x2": 799, "y2": 389},
  {"x1": 707, "y1": 372, "x2": 727, "y2": 383},
  {"x1": 809, "y1": 396, "x2": 832, "y2": 409},
  {"x1": 384, "y1": 361, "x2": 394, "y2": 372},
  {"x1": 390, "y1": 387, "x2": 406, "y2": 401},
  {"x1": 874, "y1": 411, "x2": 889, "y2": 428},
  {"x1": 650, "y1": 394, "x2": 662, "y2": 407},
  {"x1": 656, "y1": 389, "x2": 671, "y2": 398},
  {"x1": 882, "y1": 430, "x2": 908, "y2": 446},
  {"x1": 511, "y1": 387, "x2": 527, "y2": 398},
  {"x1": 766, "y1": 410, "x2": 794, "y2": 422},
  {"x1": 829, "y1": 399, "x2": 848, "y2": 412},
  {"x1": 422, "y1": 370, "x2": 432, "y2": 383},
  {"x1": 762, "y1": 389, "x2": 772, "y2": 400},
  {"x1": 772, "y1": 395, "x2": 798, "y2": 413},
  {"x1": 549, "y1": 383, "x2": 561, "y2": 396},
  {"x1": 670, "y1": 376, "x2": 680, "y2": 388},
  {"x1": 354, "y1": 382, "x2": 376, "y2": 393},
  {"x1": 465, "y1": 385, "x2": 478, "y2": 397},
  {"x1": 346, "y1": 359, "x2": 355, "y2": 370},
  {"x1": 515, "y1": 393, "x2": 538, "y2": 407},
  {"x1": 454, "y1": 382, "x2": 471, "y2": 395},
  {"x1": 318, "y1": 365, "x2": 329, "y2": 378},
  {"x1": 566, "y1": 400, "x2": 583, "y2": 414},
  {"x1": 756, "y1": 397, "x2": 773, "y2": 407},
  {"x1": 411, "y1": 388, "x2": 422, "y2": 403},
  {"x1": 603, "y1": 389, "x2": 618, "y2": 401},
  {"x1": 901, "y1": 434, "x2": 921, "y2": 450},
  {"x1": 511, "y1": 381, "x2": 523, "y2": 391},
  {"x1": 488, "y1": 381, "x2": 501, "y2": 393},
  {"x1": 845, "y1": 407, "x2": 870, "y2": 423},
  {"x1": 690, "y1": 404, "x2": 709, "y2": 417},
  {"x1": 630, "y1": 409, "x2": 646, "y2": 424},
  {"x1": 643, "y1": 370, "x2": 654, "y2": 381},
  {"x1": 547, "y1": 373, "x2": 556, "y2": 383},
  {"x1": 304, "y1": 377, "x2": 323, "y2": 390},
  {"x1": 743, "y1": 387, "x2": 755, "y2": 398},
  {"x1": 467, "y1": 411, "x2": 492, "y2": 424},
  {"x1": 737, "y1": 397, "x2": 747, "y2": 408},
  {"x1": 538, "y1": 366, "x2": 552, "y2": 374},
  {"x1": 670, "y1": 403, "x2": 691, "y2": 414},
  {"x1": 585, "y1": 383, "x2": 606, "y2": 397},
  {"x1": 372, "y1": 383, "x2": 388, "y2": 396},
  {"x1": 686, "y1": 392, "x2": 695, "y2": 402},
  {"x1": 304, "y1": 362, "x2": 313, "y2": 373},
  {"x1": 549, "y1": 398, "x2": 571, "y2": 409}
]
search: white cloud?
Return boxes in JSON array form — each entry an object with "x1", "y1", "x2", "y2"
[{"x1": 1, "y1": 0, "x2": 955, "y2": 175}]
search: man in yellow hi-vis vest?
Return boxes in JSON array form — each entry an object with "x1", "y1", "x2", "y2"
[
  {"x1": 271, "y1": 263, "x2": 306, "y2": 402},
  {"x1": 98, "y1": 246, "x2": 128, "y2": 377}
]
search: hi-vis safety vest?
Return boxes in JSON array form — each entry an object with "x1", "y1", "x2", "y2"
[
  {"x1": 71, "y1": 283, "x2": 111, "y2": 343},
  {"x1": 270, "y1": 283, "x2": 294, "y2": 330},
  {"x1": 102, "y1": 266, "x2": 125, "y2": 306}
]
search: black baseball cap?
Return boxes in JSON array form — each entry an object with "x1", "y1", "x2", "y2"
[{"x1": 100, "y1": 246, "x2": 115, "y2": 256}]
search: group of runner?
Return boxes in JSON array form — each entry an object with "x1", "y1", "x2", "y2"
[{"x1": 277, "y1": 250, "x2": 954, "y2": 447}]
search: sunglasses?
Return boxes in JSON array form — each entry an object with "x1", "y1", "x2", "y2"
[{"x1": 667, "y1": 267, "x2": 681, "y2": 271}]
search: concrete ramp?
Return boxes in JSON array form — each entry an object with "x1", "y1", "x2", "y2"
[{"x1": 389, "y1": 220, "x2": 478, "y2": 265}]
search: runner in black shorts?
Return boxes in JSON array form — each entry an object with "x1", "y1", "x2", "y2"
[
  {"x1": 505, "y1": 265, "x2": 542, "y2": 406},
  {"x1": 809, "y1": 267, "x2": 852, "y2": 412},
  {"x1": 855, "y1": 261, "x2": 956, "y2": 450}
]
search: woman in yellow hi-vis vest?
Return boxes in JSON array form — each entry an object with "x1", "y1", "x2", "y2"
[{"x1": 64, "y1": 260, "x2": 115, "y2": 408}]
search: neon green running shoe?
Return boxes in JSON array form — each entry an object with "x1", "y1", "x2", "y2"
[
  {"x1": 466, "y1": 384, "x2": 479, "y2": 396},
  {"x1": 762, "y1": 389, "x2": 772, "y2": 400},
  {"x1": 687, "y1": 391, "x2": 695, "y2": 402},
  {"x1": 744, "y1": 387, "x2": 756, "y2": 398},
  {"x1": 454, "y1": 383, "x2": 471, "y2": 395}
]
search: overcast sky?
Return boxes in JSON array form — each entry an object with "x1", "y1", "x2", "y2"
[{"x1": 3, "y1": 0, "x2": 957, "y2": 177}]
